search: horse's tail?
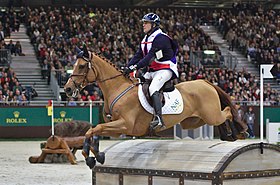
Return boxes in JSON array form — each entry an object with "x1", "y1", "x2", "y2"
[{"x1": 204, "y1": 80, "x2": 247, "y2": 134}]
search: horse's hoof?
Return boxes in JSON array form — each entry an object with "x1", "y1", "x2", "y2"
[
  {"x1": 85, "y1": 157, "x2": 96, "y2": 169},
  {"x1": 220, "y1": 135, "x2": 236, "y2": 142},
  {"x1": 236, "y1": 133, "x2": 246, "y2": 140},
  {"x1": 96, "y1": 152, "x2": 105, "y2": 164}
]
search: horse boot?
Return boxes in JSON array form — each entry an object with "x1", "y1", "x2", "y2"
[
  {"x1": 150, "y1": 91, "x2": 165, "y2": 129},
  {"x1": 89, "y1": 135, "x2": 105, "y2": 164},
  {"x1": 82, "y1": 137, "x2": 97, "y2": 169},
  {"x1": 82, "y1": 137, "x2": 91, "y2": 158}
]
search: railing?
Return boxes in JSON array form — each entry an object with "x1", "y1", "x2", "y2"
[
  {"x1": 0, "y1": 100, "x2": 279, "y2": 107},
  {"x1": 0, "y1": 49, "x2": 11, "y2": 67},
  {"x1": 232, "y1": 100, "x2": 280, "y2": 106},
  {"x1": 190, "y1": 50, "x2": 237, "y2": 70},
  {"x1": 50, "y1": 70, "x2": 63, "y2": 100},
  {"x1": 50, "y1": 69, "x2": 70, "y2": 88},
  {"x1": 0, "y1": 100, "x2": 104, "y2": 106},
  {"x1": 223, "y1": 51, "x2": 238, "y2": 69}
]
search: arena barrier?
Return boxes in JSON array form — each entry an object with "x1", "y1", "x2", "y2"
[{"x1": 93, "y1": 139, "x2": 280, "y2": 185}]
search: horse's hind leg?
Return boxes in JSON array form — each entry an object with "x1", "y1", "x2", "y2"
[
  {"x1": 203, "y1": 106, "x2": 232, "y2": 126},
  {"x1": 218, "y1": 106, "x2": 233, "y2": 123},
  {"x1": 203, "y1": 105, "x2": 236, "y2": 141},
  {"x1": 180, "y1": 117, "x2": 205, "y2": 129},
  {"x1": 217, "y1": 106, "x2": 241, "y2": 141},
  {"x1": 218, "y1": 120, "x2": 237, "y2": 141}
]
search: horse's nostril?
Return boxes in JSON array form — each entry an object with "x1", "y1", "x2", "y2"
[{"x1": 65, "y1": 87, "x2": 72, "y2": 93}]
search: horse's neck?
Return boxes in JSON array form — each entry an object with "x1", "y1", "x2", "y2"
[
  {"x1": 99, "y1": 80, "x2": 130, "y2": 98},
  {"x1": 93, "y1": 55, "x2": 132, "y2": 102}
]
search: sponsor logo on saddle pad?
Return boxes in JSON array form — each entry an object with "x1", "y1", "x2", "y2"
[{"x1": 138, "y1": 85, "x2": 183, "y2": 114}]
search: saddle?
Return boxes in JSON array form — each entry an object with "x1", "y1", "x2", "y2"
[
  {"x1": 138, "y1": 79, "x2": 183, "y2": 115},
  {"x1": 142, "y1": 79, "x2": 175, "y2": 107}
]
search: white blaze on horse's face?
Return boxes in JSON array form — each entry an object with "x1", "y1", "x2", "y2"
[
  {"x1": 74, "y1": 58, "x2": 88, "y2": 78},
  {"x1": 64, "y1": 58, "x2": 89, "y2": 97}
]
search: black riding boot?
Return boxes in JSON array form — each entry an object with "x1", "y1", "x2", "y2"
[{"x1": 150, "y1": 91, "x2": 165, "y2": 128}]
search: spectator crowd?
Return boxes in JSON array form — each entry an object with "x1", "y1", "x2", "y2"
[{"x1": 0, "y1": 3, "x2": 279, "y2": 106}]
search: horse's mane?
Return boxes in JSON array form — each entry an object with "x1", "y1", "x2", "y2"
[{"x1": 95, "y1": 53, "x2": 123, "y2": 73}]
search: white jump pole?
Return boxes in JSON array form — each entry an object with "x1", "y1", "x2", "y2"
[
  {"x1": 260, "y1": 66, "x2": 264, "y2": 142},
  {"x1": 90, "y1": 100, "x2": 92, "y2": 124},
  {"x1": 51, "y1": 100, "x2": 54, "y2": 136},
  {"x1": 260, "y1": 64, "x2": 274, "y2": 143}
]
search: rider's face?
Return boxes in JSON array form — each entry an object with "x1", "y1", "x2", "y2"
[{"x1": 143, "y1": 21, "x2": 152, "y2": 34}]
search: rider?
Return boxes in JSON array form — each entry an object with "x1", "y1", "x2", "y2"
[{"x1": 124, "y1": 13, "x2": 178, "y2": 128}]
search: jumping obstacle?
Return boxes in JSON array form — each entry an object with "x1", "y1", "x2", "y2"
[
  {"x1": 29, "y1": 135, "x2": 85, "y2": 164},
  {"x1": 93, "y1": 139, "x2": 280, "y2": 185}
]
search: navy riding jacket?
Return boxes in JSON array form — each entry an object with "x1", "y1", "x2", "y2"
[{"x1": 128, "y1": 29, "x2": 175, "y2": 70}]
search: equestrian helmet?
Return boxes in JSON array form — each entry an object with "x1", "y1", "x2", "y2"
[{"x1": 141, "y1": 13, "x2": 160, "y2": 26}]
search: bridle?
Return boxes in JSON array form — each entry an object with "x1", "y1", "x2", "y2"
[
  {"x1": 69, "y1": 52, "x2": 123, "y2": 97},
  {"x1": 69, "y1": 49, "x2": 140, "y2": 120}
]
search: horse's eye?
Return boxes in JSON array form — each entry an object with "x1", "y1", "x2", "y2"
[{"x1": 79, "y1": 65, "x2": 85, "y2": 69}]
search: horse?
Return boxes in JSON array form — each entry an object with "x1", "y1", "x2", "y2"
[{"x1": 64, "y1": 46, "x2": 247, "y2": 169}]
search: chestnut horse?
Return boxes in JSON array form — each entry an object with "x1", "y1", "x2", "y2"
[{"x1": 64, "y1": 46, "x2": 247, "y2": 168}]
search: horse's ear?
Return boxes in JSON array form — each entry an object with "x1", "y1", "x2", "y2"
[
  {"x1": 83, "y1": 44, "x2": 89, "y2": 58},
  {"x1": 76, "y1": 46, "x2": 83, "y2": 58},
  {"x1": 76, "y1": 46, "x2": 82, "y2": 53}
]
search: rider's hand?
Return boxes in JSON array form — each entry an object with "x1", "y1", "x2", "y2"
[{"x1": 123, "y1": 65, "x2": 137, "y2": 77}]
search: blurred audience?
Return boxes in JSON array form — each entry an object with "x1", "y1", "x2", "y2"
[{"x1": 0, "y1": 5, "x2": 279, "y2": 106}]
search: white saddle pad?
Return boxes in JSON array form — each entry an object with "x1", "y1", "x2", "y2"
[{"x1": 138, "y1": 84, "x2": 184, "y2": 115}]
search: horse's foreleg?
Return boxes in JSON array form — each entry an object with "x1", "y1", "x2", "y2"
[
  {"x1": 89, "y1": 135, "x2": 105, "y2": 165},
  {"x1": 85, "y1": 119, "x2": 127, "y2": 138},
  {"x1": 83, "y1": 119, "x2": 127, "y2": 168},
  {"x1": 82, "y1": 136, "x2": 101, "y2": 156}
]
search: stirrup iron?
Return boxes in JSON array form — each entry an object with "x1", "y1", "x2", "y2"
[{"x1": 150, "y1": 115, "x2": 165, "y2": 129}]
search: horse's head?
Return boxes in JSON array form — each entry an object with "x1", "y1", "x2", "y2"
[{"x1": 64, "y1": 45, "x2": 97, "y2": 97}]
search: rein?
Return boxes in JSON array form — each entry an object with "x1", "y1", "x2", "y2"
[{"x1": 98, "y1": 74, "x2": 123, "y2": 83}]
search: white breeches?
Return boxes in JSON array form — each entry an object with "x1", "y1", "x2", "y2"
[{"x1": 143, "y1": 69, "x2": 173, "y2": 95}]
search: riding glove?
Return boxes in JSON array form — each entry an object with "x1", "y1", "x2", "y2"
[{"x1": 123, "y1": 65, "x2": 137, "y2": 76}]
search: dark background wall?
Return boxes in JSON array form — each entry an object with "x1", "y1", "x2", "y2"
[{"x1": 0, "y1": 0, "x2": 277, "y2": 8}]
